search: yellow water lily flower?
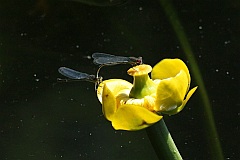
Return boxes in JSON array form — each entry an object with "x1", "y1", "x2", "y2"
[{"x1": 97, "y1": 59, "x2": 197, "y2": 131}]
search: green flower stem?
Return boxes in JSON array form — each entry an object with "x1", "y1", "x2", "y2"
[
  {"x1": 129, "y1": 74, "x2": 156, "y2": 99},
  {"x1": 146, "y1": 119, "x2": 182, "y2": 160}
]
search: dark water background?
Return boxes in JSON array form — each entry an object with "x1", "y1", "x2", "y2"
[{"x1": 0, "y1": 0, "x2": 239, "y2": 159}]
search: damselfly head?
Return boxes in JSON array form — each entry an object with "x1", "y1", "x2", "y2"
[
  {"x1": 136, "y1": 57, "x2": 143, "y2": 65},
  {"x1": 129, "y1": 56, "x2": 143, "y2": 65}
]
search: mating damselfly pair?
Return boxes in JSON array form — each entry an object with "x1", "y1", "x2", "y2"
[{"x1": 58, "y1": 53, "x2": 142, "y2": 88}]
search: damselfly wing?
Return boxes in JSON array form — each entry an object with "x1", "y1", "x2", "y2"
[
  {"x1": 92, "y1": 52, "x2": 142, "y2": 76},
  {"x1": 58, "y1": 67, "x2": 102, "y2": 89}
]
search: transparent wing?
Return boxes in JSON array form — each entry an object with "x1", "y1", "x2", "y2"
[
  {"x1": 58, "y1": 67, "x2": 94, "y2": 80},
  {"x1": 92, "y1": 52, "x2": 116, "y2": 58},
  {"x1": 92, "y1": 52, "x2": 131, "y2": 65}
]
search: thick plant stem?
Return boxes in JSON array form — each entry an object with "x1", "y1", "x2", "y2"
[{"x1": 146, "y1": 119, "x2": 182, "y2": 160}]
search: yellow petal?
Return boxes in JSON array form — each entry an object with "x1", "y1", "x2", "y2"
[
  {"x1": 97, "y1": 79, "x2": 132, "y2": 103},
  {"x1": 163, "y1": 86, "x2": 198, "y2": 115},
  {"x1": 182, "y1": 86, "x2": 198, "y2": 107},
  {"x1": 151, "y1": 59, "x2": 190, "y2": 85},
  {"x1": 101, "y1": 83, "x2": 117, "y2": 121},
  {"x1": 155, "y1": 70, "x2": 189, "y2": 112},
  {"x1": 111, "y1": 104, "x2": 162, "y2": 131},
  {"x1": 118, "y1": 95, "x2": 156, "y2": 111},
  {"x1": 97, "y1": 79, "x2": 132, "y2": 121}
]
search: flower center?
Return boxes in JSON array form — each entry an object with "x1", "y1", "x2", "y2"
[{"x1": 128, "y1": 64, "x2": 157, "y2": 99}]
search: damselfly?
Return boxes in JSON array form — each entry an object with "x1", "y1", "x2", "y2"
[
  {"x1": 92, "y1": 52, "x2": 142, "y2": 75},
  {"x1": 58, "y1": 67, "x2": 102, "y2": 89}
]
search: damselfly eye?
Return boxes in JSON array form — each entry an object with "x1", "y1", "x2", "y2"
[{"x1": 136, "y1": 57, "x2": 143, "y2": 65}]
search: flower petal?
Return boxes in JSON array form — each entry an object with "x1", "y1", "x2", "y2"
[
  {"x1": 97, "y1": 79, "x2": 132, "y2": 121},
  {"x1": 183, "y1": 86, "x2": 198, "y2": 106},
  {"x1": 111, "y1": 104, "x2": 162, "y2": 130},
  {"x1": 97, "y1": 79, "x2": 132, "y2": 103},
  {"x1": 151, "y1": 59, "x2": 190, "y2": 85},
  {"x1": 155, "y1": 70, "x2": 189, "y2": 112},
  {"x1": 163, "y1": 86, "x2": 198, "y2": 115}
]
